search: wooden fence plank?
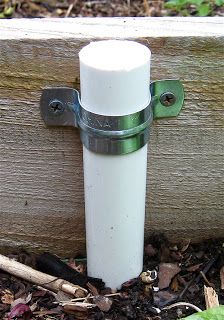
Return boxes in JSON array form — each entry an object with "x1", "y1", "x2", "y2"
[{"x1": 0, "y1": 18, "x2": 223, "y2": 255}]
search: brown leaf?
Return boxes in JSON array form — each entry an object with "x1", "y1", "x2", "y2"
[
  {"x1": 8, "y1": 303, "x2": 32, "y2": 320},
  {"x1": 170, "y1": 276, "x2": 179, "y2": 292},
  {"x1": 11, "y1": 293, "x2": 32, "y2": 309},
  {"x1": 158, "y1": 263, "x2": 181, "y2": 290},
  {"x1": 1, "y1": 289, "x2": 14, "y2": 305}
]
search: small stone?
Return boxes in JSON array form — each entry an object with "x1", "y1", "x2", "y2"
[
  {"x1": 153, "y1": 286, "x2": 160, "y2": 292},
  {"x1": 158, "y1": 263, "x2": 181, "y2": 290}
]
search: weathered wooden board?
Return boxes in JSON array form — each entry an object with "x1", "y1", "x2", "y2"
[{"x1": 0, "y1": 18, "x2": 223, "y2": 256}]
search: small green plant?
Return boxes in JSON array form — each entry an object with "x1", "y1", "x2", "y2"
[
  {"x1": 165, "y1": 0, "x2": 224, "y2": 16},
  {"x1": 182, "y1": 305, "x2": 224, "y2": 319},
  {"x1": 0, "y1": 6, "x2": 14, "y2": 18}
]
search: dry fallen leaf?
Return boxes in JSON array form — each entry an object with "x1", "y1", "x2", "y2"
[
  {"x1": 158, "y1": 263, "x2": 181, "y2": 290},
  {"x1": 11, "y1": 292, "x2": 32, "y2": 308},
  {"x1": 1, "y1": 289, "x2": 14, "y2": 305},
  {"x1": 170, "y1": 276, "x2": 179, "y2": 292},
  {"x1": 8, "y1": 303, "x2": 32, "y2": 320}
]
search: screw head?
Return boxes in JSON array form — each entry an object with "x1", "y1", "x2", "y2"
[
  {"x1": 160, "y1": 92, "x2": 176, "y2": 107},
  {"x1": 48, "y1": 99, "x2": 65, "y2": 116}
]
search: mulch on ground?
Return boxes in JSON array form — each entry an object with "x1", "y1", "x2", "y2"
[
  {"x1": 0, "y1": 0, "x2": 223, "y2": 18},
  {"x1": 0, "y1": 235, "x2": 224, "y2": 319}
]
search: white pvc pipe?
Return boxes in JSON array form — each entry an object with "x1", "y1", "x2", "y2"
[{"x1": 79, "y1": 40, "x2": 151, "y2": 289}]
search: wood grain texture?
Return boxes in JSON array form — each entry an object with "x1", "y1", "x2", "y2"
[{"x1": 0, "y1": 18, "x2": 223, "y2": 256}]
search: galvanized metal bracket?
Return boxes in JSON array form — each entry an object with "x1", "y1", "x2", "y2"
[
  {"x1": 40, "y1": 87, "x2": 79, "y2": 128},
  {"x1": 40, "y1": 79, "x2": 184, "y2": 126},
  {"x1": 40, "y1": 79, "x2": 184, "y2": 154},
  {"x1": 150, "y1": 79, "x2": 184, "y2": 119}
]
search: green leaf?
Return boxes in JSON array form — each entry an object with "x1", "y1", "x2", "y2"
[
  {"x1": 4, "y1": 7, "x2": 14, "y2": 17},
  {"x1": 182, "y1": 306, "x2": 224, "y2": 320},
  {"x1": 197, "y1": 3, "x2": 211, "y2": 15},
  {"x1": 165, "y1": 0, "x2": 188, "y2": 9},
  {"x1": 215, "y1": 0, "x2": 224, "y2": 6},
  {"x1": 187, "y1": 0, "x2": 204, "y2": 6}
]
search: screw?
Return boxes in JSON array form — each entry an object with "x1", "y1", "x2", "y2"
[
  {"x1": 160, "y1": 92, "x2": 176, "y2": 107},
  {"x1": 48, "y1": 99, "x2": 65, "y2": 115}
]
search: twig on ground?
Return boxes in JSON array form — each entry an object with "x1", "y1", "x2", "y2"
[
  {"x1": 0, "y1": 254, "x2": 87, "y2": 298},
  {"x1": 179, "y1": 256, "x2": 218, "y2": 299},
  {"x1": 57, "y1": 292, "x2": 121, "y2": 304},
  {"x1": 36, "y1": 285, "x2": 57, "y2": 297},
  {"x1": 200, "y1": 271, "x2": 214, "y2": 288},
  {"x1": 65, "y1": 2, "x2": 74, "y2": 17},
  {"x1": 60, "y1": 301, "x2": 96, "y2": 308}
]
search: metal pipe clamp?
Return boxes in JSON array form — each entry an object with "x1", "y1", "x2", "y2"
[
  {"x1": 40, "y1": 80, "x2": 184, "y2": 155},
  {"x1": 78, "y1": 103, "x2": 152, "y2": 154}
]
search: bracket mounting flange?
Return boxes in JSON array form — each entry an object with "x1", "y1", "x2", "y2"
[{"x1": 40, "y1": 79, "x2": 184, "y2": 154}]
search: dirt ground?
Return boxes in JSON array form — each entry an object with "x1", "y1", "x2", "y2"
[
  {"x1": 0, "y1": 236, "x2": 224, "y2": 320},
  {"x1": 0, "y1": 0, "x2": 223, "y2": 18}
]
